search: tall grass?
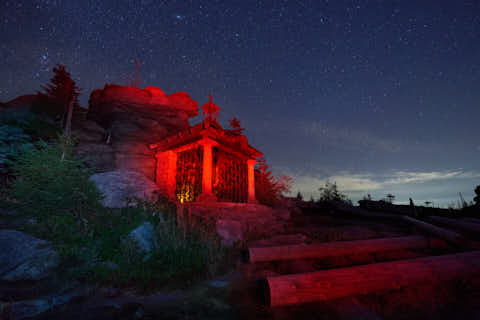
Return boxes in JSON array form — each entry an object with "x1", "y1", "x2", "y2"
[{"x1": 6, "y1": 138, "x2": 228, "y2": 291}]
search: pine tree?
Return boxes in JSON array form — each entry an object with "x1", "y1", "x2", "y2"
[
  {"x1": 228, "y1": 117, "x2": 244, "y2": 135},
  {"x1": 35, "y1": 64, "x2": 80, "y2": 135},
  {"x1": 474, "y1": 185, "x2": 480, "y2": 206},
  {"x1": 318, "y1": 180, "x2": 349, "y2": 203},
  {"x1": 254, "y1": 157, "x2": 293, "y2": 206}
]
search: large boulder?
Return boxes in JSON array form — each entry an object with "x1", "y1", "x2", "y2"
[
  {"x1": 85, "y1": 85, "x2": 198, "y2": 179},
  {"x1": 0, "y1": 230, "x2": 59, "y2": 281},
  {"x1": 89, "y1": 170, "x2": 160, "y2": 208}
]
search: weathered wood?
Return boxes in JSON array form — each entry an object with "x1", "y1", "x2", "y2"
[
  {"x1": 265, "y1": 250, "x2": 480, "y2": 307},
  {"x1": 332, "y1": 203, "x2": 400, "y2": 220},
  {"x1": 248, "y1": 236, "x2": 439, "y2": 263},
  {"x1": 429, "y1": 216, "x2": 480, "y2": 235},
  {"x1": 462, "y1": 217, "x2": 480, "y2": 225},
  {"x1": 247, "y1": 234, "x2": 308, "y2": 248},
  {"x1": 402, "y1": 216, "x2": 465, "y2": 245}
]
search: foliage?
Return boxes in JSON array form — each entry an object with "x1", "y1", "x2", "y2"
[
  {"x1": 254, "y1": 157, "x2": 293, "y2": 207},
  {"x1": 20, "y1": 117, "x2": 61, "y2": 141},
  {"x1": 8, "y1": 138, "x2": 103, "y2": 219},
  {"x1": 7, "y1": 138, "x2": 228, "y2": 290},
  {"x1": 92, "y1": 203, "x2": 227, "y2": 289},
  {"x1": 318, "y1": 180, "x2": 351, "y2": 205},
  {"x1": 296, "y1": 191, "x2": 303, "y2": 201},
  {"x1": 0, "y1": 111, "x2": 61, "y2": 188},
  {"x1": 385, "y1": 193, "x2": 395, "y2": 204},
  {"x1": 228, "y1": 117, "x2": 243, "y2": 135},
  {"x1": 32, "y1": 64, "x2": 80, "y2": 126},
  {"x1": 474, "y1": 185, "x2": 480, "y2": 206},
  {"x1": 0, "y1": 125, "x2": 32, "y2": 168}
]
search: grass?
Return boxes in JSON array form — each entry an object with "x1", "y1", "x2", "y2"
[{"x1": 3, "y1": 138, "x2": 229, "y2": 292}]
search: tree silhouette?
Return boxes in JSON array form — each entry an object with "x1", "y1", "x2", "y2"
[
  {"x1": 385, "y1": 193, "x2": 395, "y2": 204},
  {"x1": 254, "y1": 157, "x2": 293, "y2": 206},
  {"x1": 318, "y1": 180, "x2": 349, "y2": 203},
  {"x1": 474, "y1": 185, "x2": 480, "y2": 206},
  {"x1": 228, "y1": 117, "x2": 244, "y2": 135},
  {"x1": 35, "y1": 64, "x2": 80, "y2": 135}
]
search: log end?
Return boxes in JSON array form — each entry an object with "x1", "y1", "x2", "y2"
[{"x1": 261, "y1": 278, "x2": 271, "y2": 306}]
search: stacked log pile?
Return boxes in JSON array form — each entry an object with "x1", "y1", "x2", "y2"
[{"x1": 245, "y1": 207, "x2": 480, "y2": 309}]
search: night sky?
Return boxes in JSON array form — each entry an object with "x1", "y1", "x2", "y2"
[{"x1": 1, "y1": 1, "x2": 479, "y2": 206}]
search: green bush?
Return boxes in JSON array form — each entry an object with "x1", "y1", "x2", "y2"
[
  {"x1": 8, "y1": 139, "x2": 103, "y2": 219},
  {"x1": 0, "y1": 124, "x2": 33, "y2": 170},
  {"x1": 7, "y1": 140, "x2": 227, "y2": 290}
]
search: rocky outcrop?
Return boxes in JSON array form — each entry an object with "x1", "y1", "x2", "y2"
[
  {"x1": 83, "y1": 84, "x2": 198, "y2": 179},
  {"x1": 89, "y1": 170, "x2": 160, "y2": 208},
  {"x1": 0, "y1": 230, "x2": 59, "y2": 282}
]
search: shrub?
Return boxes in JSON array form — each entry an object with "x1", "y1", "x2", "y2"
[
  {"x1": 0, "y1": 124, "x2": 32, "y2": 172},
  {"x1": 7, "y1": 139, "x2": 227, "y2": 290},
  {"x1": 318, "y1": 180, "x2": 352, "y2": 206},
  {"x1": 8, "y1": 138, "x2": 103, "y2": 219},
  {"x1": 255, "y1": 157, "x2": 293, "y2": 207}
]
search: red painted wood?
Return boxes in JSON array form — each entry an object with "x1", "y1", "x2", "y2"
[
  {"x1": 265, "y1": 251, "x2": 480, "y2": 307},
  {"x1": 429, "y1": 216, "x2": 480, "y2": 235},
  {"x1": 248, "y1": 236, "x2": 437, "y2": 263},
  {"x1": 402, "y1": 216, "x2": 465, "y2": 245}
]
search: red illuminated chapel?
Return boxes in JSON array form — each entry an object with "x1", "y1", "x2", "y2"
[{"x1": 149, "y1": 95, "x2": 262, "y2": 203}]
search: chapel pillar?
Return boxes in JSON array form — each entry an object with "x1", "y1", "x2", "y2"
[
  {"x1": 198, "y1": 139, "x2": 217, "y2": 202},
  {"x1": 155, "y1": 150, "x2": 177, "y2": 200},
  {"x1": 247, "y1": 159, "x2": 257, "y2": 203}
]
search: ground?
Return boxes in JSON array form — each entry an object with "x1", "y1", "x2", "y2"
[{"x1": 8, "y1": 207, "x2": 479, "y2": 320}]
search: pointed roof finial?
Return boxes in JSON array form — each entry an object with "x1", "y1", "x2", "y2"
[{"x1": 201, "y1": 94, "x2": 220, "y2": 123}]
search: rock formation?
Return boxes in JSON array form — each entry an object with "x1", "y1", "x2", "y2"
[
  {"x1": 89, "y1": 170, "x2": 160, "y2": 208},
  {"x1": 81, "y1": 84, "x2": 198, "y2": 179},
  {"x1": 0, "y1": 230, "x2": 59, "y2": 281}
]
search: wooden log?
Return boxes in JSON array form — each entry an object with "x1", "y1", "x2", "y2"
[
  {"x1": 247, "y1": 234, "x2": 307, "y2": 248},
  {"x1": 332, "y1": 203, "x2": 401, "y2": 220},
  {"x1": 248, "y1": 236, "x2": 439, "y2": 263},
  {"x1": 429, "y1": 216, "x2": 480, "y2": 235},
  {"x1": 402, "y1": 216, "x2": 465, "y2": 245},
  {"x1": 462, "y1": 217, "x2": 480, "y2": 225},
  {"x1": 265, "y1": 250, "x2": 480, "y2": 307}
]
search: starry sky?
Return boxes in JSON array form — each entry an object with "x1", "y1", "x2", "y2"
[{"x1": 1, "y1": 1, "x2": 479, "y2": 207}]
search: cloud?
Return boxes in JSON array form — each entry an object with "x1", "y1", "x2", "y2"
[
  {"x1": 385, "y1": 170, "x2": 480, "y2": 185},
  {"x1": 289, "y1": 169, "x2": 480, "y2": 205},
  {"x1": 290, "y1": 173, "x2": 382, "y2": 199}
]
